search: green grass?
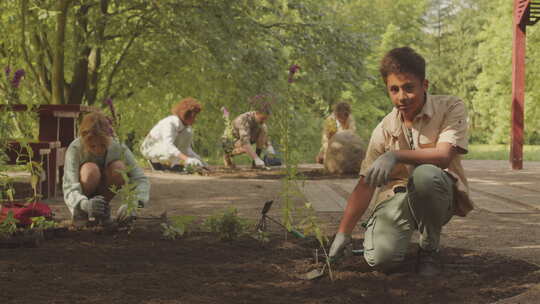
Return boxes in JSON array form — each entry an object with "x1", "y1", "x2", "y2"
[{"x1": 464, "y1": 144, "x2": 540, "y2": 161}]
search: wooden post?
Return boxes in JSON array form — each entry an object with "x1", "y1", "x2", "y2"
[{"x1": 510, "y1": 0, "x2": 528, "y2": 170}]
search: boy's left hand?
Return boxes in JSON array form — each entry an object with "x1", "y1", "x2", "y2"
[{"x1": 365, "y1": 151, "x2": 398, "y2": 187}]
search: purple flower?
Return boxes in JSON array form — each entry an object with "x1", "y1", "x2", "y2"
[
  {"x1": 11, "y1": 69, "x2": 25, "y2": 88},
  {"x1": 289, "y1": 64, "x2": 300, "y2": 74},
  {"x1": 221, "y1": 106, "x2": 230, "y2": 118},
  {"x1": 288, "y1": 64, "x2": 301, "y2": 83}
]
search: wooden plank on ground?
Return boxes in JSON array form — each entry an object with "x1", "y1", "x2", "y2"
[
  {"x1": 469, "y1": 188, "x2": 534, "y2": 213},
  {"x1": 299, "y1": 181, "x2": 345, "y2": 212}
]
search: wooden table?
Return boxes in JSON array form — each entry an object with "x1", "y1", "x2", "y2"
[{"x1": 1, "y1": 104, "x2": 97, "y2": 199}]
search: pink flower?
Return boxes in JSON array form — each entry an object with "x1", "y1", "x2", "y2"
[{"x1": 221, "y1": 106, "x2": 230, "y2": 118}]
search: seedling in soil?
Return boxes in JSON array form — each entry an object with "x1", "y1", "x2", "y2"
[
  {"x1": 203, "y1": 207, "x2": 251, "y2": 241},
  {"x1": 0, "y1": 210, "x2": 19, "y2": 238},
  {"x1": 161, "y1": 215, "x2": 197, "y2": 240},
  {"x1": 30, "y1": 216, "x2": 57, "y2": 230}
]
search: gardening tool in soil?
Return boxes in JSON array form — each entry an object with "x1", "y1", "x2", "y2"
[
  {"x1": 256, "y1": 200, "x2": 305, "y2": 239},
  {"x1": 303, "y1": 241, "x2": 365, "y2": 280},
  {"x1": 304, "y1": 264, "x2": 327, "y2": 280}
]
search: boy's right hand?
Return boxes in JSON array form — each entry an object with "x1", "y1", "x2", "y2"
[
  {"x1": 80, "y1": 195, "x2": 107, "y2": 217},
  {"x1": 254, "y1": 157, "x2": 265, "y2": 167},
  {"x1": 186, "y1": 157, "x2": 203, "y2": 167},
  {"x1": 328, "y1": 232, "x2": 352, "y2": 261}
]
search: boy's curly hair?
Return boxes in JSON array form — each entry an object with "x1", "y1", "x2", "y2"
[{"x1": 380, "y1": 47, "x2": 426, "y2": 83}]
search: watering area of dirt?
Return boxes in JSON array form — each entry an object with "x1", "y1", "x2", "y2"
[{"x1": 1, "y1": 160, "x2": 540, "y2": 303}]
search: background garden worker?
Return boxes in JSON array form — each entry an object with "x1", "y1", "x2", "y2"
[
  {"x1": 222, "y1": 95, "x2": 276, "y2": 169},
  {"x1": 316, "y1": 101, "x2": 357, "y2": 164},
  {"x1": 329, "y1": 47, "x2": 473, "y2": 276},
  {"x1": 140, "y1": 97, "x2": 208, "y2": 171},
  {"x1": 63, "y1": 112, "x2": 150, "y2": 226}
]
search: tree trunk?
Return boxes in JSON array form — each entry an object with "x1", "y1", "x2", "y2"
[
  {"x1": 68, "y1": 4, "x2": 91, "y2": 105},
  {"x1": 51, "y1": 0, "x2": 71, "y2": 105},
  {"x1": 86, "y1": 0, "x2": 109, "y2": 106}
]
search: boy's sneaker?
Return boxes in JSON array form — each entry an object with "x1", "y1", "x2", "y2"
[
  {"x1": 416, "y1": 247, "x2": 442, "y2": 277},
  {"x1": 223, "y1": 154, "x2": 235, "y2": 169},
  {"x1": 148, "y1": 160, "x2": 165, "y2": 171}
]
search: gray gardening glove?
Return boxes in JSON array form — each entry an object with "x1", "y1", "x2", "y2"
[
  {"x1": 80, "y1": 195, "x2": 108, "y2": 219},
  {"x1": 116, "y1": 201, "x2": 144, "y2": 223},
  {"x1": 328, "y1": 232, "x2": 352, "y2": 262},
  {"x1": 365, "y1": 151, "x2": 398, "y2": 187}
]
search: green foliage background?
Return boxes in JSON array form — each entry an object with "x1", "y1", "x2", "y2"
[{"x1": 1, "y1": 0, "x2": 540, "y2": 164}]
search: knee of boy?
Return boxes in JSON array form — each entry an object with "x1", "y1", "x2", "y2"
[
  {"x1": 106, "y1": 160, "x2": 127, "y2": 181},
  {"x1": 364, "y1": 248, "x2": 405, "y2": 269},
  {"x1": 409, "y1": 164, "x2": 442, "y2": 194}
]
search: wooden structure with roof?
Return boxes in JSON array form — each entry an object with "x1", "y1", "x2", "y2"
[{"x1": 511, "y1": 0, "x2": 539, "y2": 169}]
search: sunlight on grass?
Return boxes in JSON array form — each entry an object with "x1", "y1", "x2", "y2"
[{"x1": 465, "y1": 144, "x2": 540, "y2": 161}]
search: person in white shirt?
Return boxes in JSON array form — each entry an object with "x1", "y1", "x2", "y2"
[{"x1": 140, "y1": 97, "x2": 207, "y2": 171}]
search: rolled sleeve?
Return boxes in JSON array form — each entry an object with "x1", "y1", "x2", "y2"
[
  {"x1": 162, "y1": 120, "x2": 183, "y2": 157},
  {"x1": 123, "y1": 145, "x2": 151, "y2": 205},
  {"x1": 438, "y1": 101, "x2": 468, "y2": 153},
  {"x1": 359, "y1": 123, "x2": 386, "y2": 177},
  {"x1": 62, "y1": 141, "x2": 88, "y2": 216}
]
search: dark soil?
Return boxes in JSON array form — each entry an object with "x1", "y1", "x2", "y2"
[{"x1": 1, "y1": 222, "x2": 538, "y2": 304}]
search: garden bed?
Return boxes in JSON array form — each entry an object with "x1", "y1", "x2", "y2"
[{"x1": 1, "y1": 222, "x2": 538, "y2": 304}]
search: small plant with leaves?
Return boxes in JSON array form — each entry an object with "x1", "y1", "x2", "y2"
[
  {"x1": 0, "y1": 175, "x2": 15, "y2": 202},
  {"x1": 203, "y1": 207, "x2": 251, "y2": 241},
  {"x1": 105, "y1": 98, "x2": 143, "y2": 220},
  {"x1": 161, "y1": 215, "x2": 197, "y2": 240},
  {"x1": 0, "y1": 211, "x2": 19, "y2": 238},
  {"x1": 254, "y1": 229, "x2": 271, "y2": 243},
  {"x1": 30, "y1": 216, "x2": 57, "y2": 230},
  {"x1": 18, "y1": 142, "x2": 44, "y2": 202},
  {"x1": 299, "y1": 202, "x2": 334, "y2": 280},
  {"x1": 110, "y1": 171, "x2": 139, "y2": 219}
]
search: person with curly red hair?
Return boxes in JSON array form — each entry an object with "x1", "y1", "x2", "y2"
[{"x1": 140, "y1": 97, "x2": 207, "y2": 171}]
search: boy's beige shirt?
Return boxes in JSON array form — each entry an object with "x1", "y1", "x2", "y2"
[{"x1": 359, "y1": 94, "x2": 473, "y2": 216}]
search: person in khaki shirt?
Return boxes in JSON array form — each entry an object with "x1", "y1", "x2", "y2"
[
  {"x1": 222, "y1": 100, "x2": 276, "y2": 169},
  {"x1": 329, "y1": 47, "x2": 473, "y2": 276},
  {"x1": 316, "y1": 101, "x2": 357, "y2": 164}
]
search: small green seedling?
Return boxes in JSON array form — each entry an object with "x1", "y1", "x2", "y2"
[
  {"x1": 0, "y1": 211, "x2": 19, "y2": 238},
  {"x1": 203, "y1": 207, "x2": 251, "y2": 241},
  {"x1": 161, "y1": 215, "x2": 197, "y2": 240},
  {"x1": 30, "y1": 216, "x2": 57, "y2": 230}
]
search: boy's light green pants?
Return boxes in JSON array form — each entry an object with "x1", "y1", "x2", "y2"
[{"x1": 363, "y1": 164, "x2": 455, "y2": 268}]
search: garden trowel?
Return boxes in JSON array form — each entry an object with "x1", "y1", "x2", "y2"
[{"x1": 304, "y1": 264, "x2": 327, "y2": 280}]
